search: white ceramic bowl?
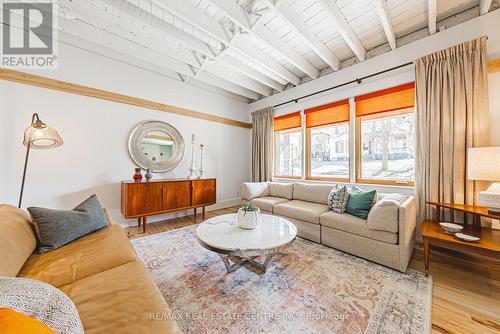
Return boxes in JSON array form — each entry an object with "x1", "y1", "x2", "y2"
[{"x1": 439, "y1": 222, "x2": 464, "y2": 234}]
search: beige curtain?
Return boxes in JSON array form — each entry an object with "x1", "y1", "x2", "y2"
[
  {"x1": 251, "y1": 107, "x2": 274, "y2": 182},
  {"x1": 415, "y1": 36, "x2": 490, "y2": 233}
]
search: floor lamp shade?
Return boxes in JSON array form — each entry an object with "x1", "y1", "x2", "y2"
[
  {"x1": 18, "y1": 113, "x2": 63, "y2": 208},
  {"x1": 23, "y1": 124, "x2": 63, "y2": 148}
]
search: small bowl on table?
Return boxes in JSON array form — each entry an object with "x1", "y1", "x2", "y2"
[{"x1": 439, "y1": 222, "x2": 464, "y2": 234}]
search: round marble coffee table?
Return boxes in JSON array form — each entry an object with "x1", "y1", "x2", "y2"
[{"x1": 196, "y1": 213, "x2": 297, "y2": 273}]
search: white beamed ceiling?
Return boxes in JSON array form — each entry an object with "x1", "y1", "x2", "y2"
[{"x1": 53, "y1": 0, "x2": 499, "y2": 102}]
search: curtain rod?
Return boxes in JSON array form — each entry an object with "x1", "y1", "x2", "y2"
[{"x1": 272, "y1": 61, "x2": 414, "y2": 108}]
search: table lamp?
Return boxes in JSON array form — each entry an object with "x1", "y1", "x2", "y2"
[
  {"x1": 18, "y1": 113, "x2": 63, "y2": 208},
  {"x1": 467, "y1": 147, "x2": 500, "y2": 213}
]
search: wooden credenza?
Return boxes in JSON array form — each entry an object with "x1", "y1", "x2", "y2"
[{"x1": 121, "y1": 178, "x2": 216, "y2": 233}]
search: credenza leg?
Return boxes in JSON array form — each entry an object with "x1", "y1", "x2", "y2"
[
  {"x1": 194, "y1": 207, "x2": 197, "y2": 221},
  {"x1": 423, "y1": 237, "x2": 430, "y2": 276},
  {"x1": 202, "y1": 207, "x2": 206, "y2": 220},
  {"x1": 143, "y1": 216, "x2": 147, "y2": 234},
  {"x1": 137, "y1": 217, "x2": 141, "y2": 227}
]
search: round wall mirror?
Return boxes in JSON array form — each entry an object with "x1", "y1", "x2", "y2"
[{"x1": 128, "y1": 120, "x2": 185, "y2": 172}]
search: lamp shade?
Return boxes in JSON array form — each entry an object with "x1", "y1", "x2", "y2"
[
  {"x1": 23, "y1": 124, "x2": 63, "y2": 149},
  {"x1": 467, "y1": 147, "x2": 500, "y2": 181}
]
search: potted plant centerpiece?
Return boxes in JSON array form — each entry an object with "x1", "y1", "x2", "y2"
[{"x1": 236, "y1": 204, "x2": 262, "y2": 230}]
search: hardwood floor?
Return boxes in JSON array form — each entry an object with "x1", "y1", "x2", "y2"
[{"x1": 126, "y1": 206, "x2": 500, "y2": 334}]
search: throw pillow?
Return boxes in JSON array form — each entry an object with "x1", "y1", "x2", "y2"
[
  {"x1": 346, "y1": 187, "x2": 377, "y2": 219},
  {"x1": 28, "y1": 194, "x2": 108, "y2": 253},
  {"x1": 0, "y1": 277, "x2": 84, "y2": 334},
  {"x1": 0, "y1": 308, "x2": 56, "y2": 334},
  {"x1": 328, "y1": 186, "x2": 349, "y2": 213}
]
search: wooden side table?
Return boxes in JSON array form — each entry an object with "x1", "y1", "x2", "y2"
[{"x1": 421, "y1": 202, "x2": 500, "y2": 276}]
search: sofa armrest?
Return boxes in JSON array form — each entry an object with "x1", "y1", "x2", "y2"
[
  {"x1": 102, "y1": 208, "x2": 114, "y2": 226},
  {"x1": 398, "y1": 196, "x2": 416, "y2": 271},
  {"x1": 241, "y1": 182, "x2": 269, "y2": 200}
]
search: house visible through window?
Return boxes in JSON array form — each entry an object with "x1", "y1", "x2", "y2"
[
  {"x1": 274, "y1": 112, "x2": 302, "y2": 178},
  {"x1": 306, "y1": 100, "x2": 350, "y2": 181},
  {"x1": 355, "y1": 83, "x2": 415, "y2": 185}
]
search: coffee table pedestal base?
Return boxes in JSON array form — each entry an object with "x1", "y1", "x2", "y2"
[{"x1": 218, "y1": 253, "x2": 276, "y2": 273}]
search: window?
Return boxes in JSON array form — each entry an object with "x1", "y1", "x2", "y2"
[
  {"x1": 274, "y1": 112, "x2": 302, "y2": 178},
  {"x1": 272, "y1": 82, "x2": 416, "y2": 187},
  {"x1": 305, "y1": 100, "x2": 350, "y2": 181},
  {"x1": 355, "y1": 83, "x2": 415, "y2": 185}
]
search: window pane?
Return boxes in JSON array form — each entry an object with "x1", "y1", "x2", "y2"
[
  {"x1": 310, "y1": 123, "x2": 349, "y2": 179},
  {"x1": 275, "y1": 129, "x2": 302, "y2": 176},
  {"x1": 360, "y1": 112, "x2": 415, "y2": 181}
]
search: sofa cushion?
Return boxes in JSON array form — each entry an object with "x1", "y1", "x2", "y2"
[
  {"x1": 28, "y1": 195, "x2": 109, "y2": 254},
  {"x1": 292, "y1": 183, "x2": 335, "y2": 205},
  {"x1": 0, "y1": 204, "x2": 37, "y2": 277},
  {"x1": 241, "y1": 182, "x2": 269, "y2": 200},
  {"x1": 367, "y1": 194, "x2": 408, "y2": 233},
  {"x1": 345, "y1": 187, "x2": 377, "y2": 219},
  {"x1": 59, "y1": 261, "x2": 181, "y2": 334},
  {"x1": 249, "y1": 196, "x2": 289, "y2": 212},
  {"x1": 327, "y1": 186, "x2": 349, "y2": 213},
  {"x1": 18, "y1": 224, "x2": 137, "y2": 288},
  {"x1": 274, "y1": 200, "x2": 330, "y2": 224},
  {"x1": 269, "y1": 182, "x2": 294, "y2": 199},
  {"x1": 320, "y1": 211, "x2": 398, "y2": 244}
]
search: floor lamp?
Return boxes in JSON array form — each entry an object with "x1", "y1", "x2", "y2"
[{"x1": 18, "y1": 113, "x2": 63, "y2": 208}]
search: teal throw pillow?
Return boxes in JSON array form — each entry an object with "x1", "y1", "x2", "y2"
[{"x1": 346, "y1": 187, "x2": 377, "y2": 219}]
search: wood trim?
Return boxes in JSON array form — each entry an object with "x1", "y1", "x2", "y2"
[
  {"x1": 0, "y1": 68, "x2": 252, "y2": 129},
  {"x1": 488, "y1": 58, "x2": 500, "y2": 74},
  {"x1": 355, "y1": 116, "x2": 414, "y2": 187}
]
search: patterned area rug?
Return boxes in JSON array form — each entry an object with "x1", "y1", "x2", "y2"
[{"x1": 132, "y1": 226, "x2": 432, "y2": 334}]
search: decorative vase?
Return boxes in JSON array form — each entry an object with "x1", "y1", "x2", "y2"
[
  {"x1": 133, "y1": 168, "x2": 142, "y2": 182},
  {"x1": 145, "y1": 168, "x2": 153, "y2": 181},
  {"x1": 236, "y1": 206, "x2": 262, "y2": 230}
]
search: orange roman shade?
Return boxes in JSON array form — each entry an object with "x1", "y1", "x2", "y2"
[
  {"x1": 305, "y1": 99, "x2": 350, "y2": 128},
  {"x1": 355, "y1": 82, "x2": 415, "y2": 116},
  {"x1": 274, "y1": 112, "x2": 301, "y2": 131}
]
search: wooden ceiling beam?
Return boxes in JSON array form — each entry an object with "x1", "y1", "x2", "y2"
[
  {"x1": 206, "y1": 0, "x2": 320, "y2": 79},
  {"x1": 479, "y1": 0, "x2": 493, "y2": 15},
  {"x1": 156, "y1": 0, "x2": 299, "y2": 86},
  {"x1": 427, "y1": 0, "x2": 437, "y2": 34},
  {"x1": 319, "y1": 0, "x2": 366, "y2": 61},
  {"x1": 263, "y1": 0, "x2": 341, "y2": 71},
  {"x1": 375, "y1": 0, "x2": 396, "y2": 50}
]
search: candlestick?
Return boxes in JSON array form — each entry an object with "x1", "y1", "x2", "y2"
[
  {"x1": 188, "y1": 135, "x2": 197, "y2": 179},
  {"x1": 199, "y1": 144, "x2": 204, "y2": 178}
]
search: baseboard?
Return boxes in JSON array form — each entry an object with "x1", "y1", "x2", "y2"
[{"x1": 117, "y1": 198, "x2": 241, "y2": 228}]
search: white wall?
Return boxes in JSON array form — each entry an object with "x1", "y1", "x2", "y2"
[{"x1": 0, "y1": 42, "x2": 251, "y2": 226}]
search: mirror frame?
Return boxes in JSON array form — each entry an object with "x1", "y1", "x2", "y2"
[{"x1": 128, "y1": 120, "x2": 185, "y2": 172}]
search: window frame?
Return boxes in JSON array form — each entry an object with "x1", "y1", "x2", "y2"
[
  {"x1": 355, "y1": 109, "x2": 415, "y2": 186},
  {"x1": 305, "y1": 121, "x2": 350, "y2": 183},
  {"x1": 273, "y1": 126, "x2": 303, "y2": 179}
]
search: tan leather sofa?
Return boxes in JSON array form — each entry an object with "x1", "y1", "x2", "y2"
[
  {"x1": 242, "y1": 182, "x2": 416, "y2": 272},
  {"x1": 0, "y1": 204, "x2": 181, "y2": 334}
]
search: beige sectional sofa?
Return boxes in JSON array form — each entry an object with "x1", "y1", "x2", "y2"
[{"x1": 242, "y1": 182, "x2": 416, "y2": 272}]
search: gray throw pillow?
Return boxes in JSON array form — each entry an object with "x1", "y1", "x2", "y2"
[
  {"x1": 28, "y1": 195, "x2": 108, "y2": 254},
  {"x1": 328, "y1": 186, "x2": 349, "y2": 213}
]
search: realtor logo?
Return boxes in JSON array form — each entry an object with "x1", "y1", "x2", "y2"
[{"x1": 1, "y1": 0, "x2": 58, "y2": 69}]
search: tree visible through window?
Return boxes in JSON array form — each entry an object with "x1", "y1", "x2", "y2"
[
  {"x1": 309, "y1": 123, "x2": 349, "y2": 179},
  {"x1": 275, "y1": 129, "x2": 302, "y2": 177},
  {"x1": 359, "y1": 109, "x2": 415, "y2": 182}
]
